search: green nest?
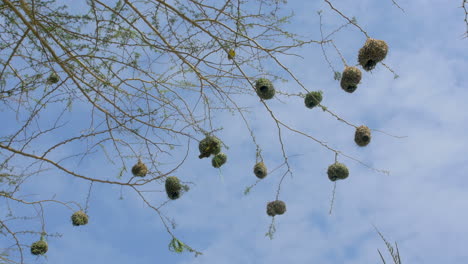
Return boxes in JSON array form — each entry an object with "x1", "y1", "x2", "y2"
[
  {"x1": 46, "y1": 73, "x2": 59, "y2": 84},
  {"x1": 253, "y1": 162, "x2": 267, "y2": 179},
  {"x1": 31, "y1": 240, "x2": 48, "y2": 255},
  {"x1": 304, "y1": 91, "x2": 323, "y2": 109},
  {"x1": 327, "y1": 162, "x2": 349, "y2": 182},
  {"x1": 212, "y1": 153, "x2": 227, "y2": 168},
  {"x1": 255, "y1": 78, "x2": 275, "y2": 100},
  {"x1": 266, "y1": 200, "x2": 286, "y2": 216},
  {"x1": 340, "y1": 67, "x2": 362, "y2": 93},
  {"x1": 165, "y1": 176, "x2": 182, "y2": 200},
  {"x1": 71, "y1": 210, "x2": 89, "y2": 226},
  {"x1": 198, "y1": 136, "x2": 222, "y2": 159},
  {"x1": 355, "y1": 125, "x2": 371, "y2": 147},
  {"x1": 358, "y1": 38, "x2": 388, "y2": 71},
  {"x1": 132, "y1": 160, "x2": 148, "y2": 177}
]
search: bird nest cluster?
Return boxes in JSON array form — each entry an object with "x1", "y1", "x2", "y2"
[
  {"x1": 327, "y1": 162, "x2": 349, "y2": 181},
  {"x1": 255, "y1": 78, "x2": 275, "y2": 100},
  {"x1": 165, "y1": 176, "x2": 182, "y2": 200},
  {"x1": 266, "y1": 200, "x2": 286, "y2": 216},
  {"x1": 30, "y1": 240, "x2": 48, "y2": 255},
  {"x1": 71, "y1": 210, "x2": 89, "y2": 226},
  {"x1": 340, "y1": 67, "x2": 362, "y2": 93},
  {"x1": 253, "y1": 162, "x2": 268, "y2": 179},
  {"x1": 199, "y1": 136, "x2": 228, "y2": 168},
  {"x1": 355, "y1": 125, "x2": 371, "y2": 147},
  {"x1": 358, "y1": 38, "x2": 388, "y2": 71},
  {"x1": 132, "y1": 160, "x2": 148, "y2": 177},
  {"x1": 304, "y1": 91, "x2": 323, "y2": 109}
]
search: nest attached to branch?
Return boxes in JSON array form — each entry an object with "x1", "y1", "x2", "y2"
[
  {"x1": 358, "y1": 38, "x2": 388, "y2": 71},
  {"x1": 253, "y1": 162, "x2": 268, "y2": 179},
  {"x1": 212, "y1": 153, "x2": 227, "y2": 168},
  {"x1": 304, "y1": 91, "x2": 323, "y2": 109},
  {"x1": 255, "y1": 78, "x2": 275, "y2": 100},
  {"x1": 198, "y1": 136, "x2": 222, "y2": 159},
  {"x1": 354, "y1": 125, "x2": 371, "y2": 147},
  {"x1": 132, "y1": 160, "x2": 148, "y2": 177},
  {"x1": 46, "y1": 73, "x2": 59, "y2": 84},
  {"x1": 31, "y1": 240, "x2": 48, "y2": 255},
  {"x1": 340, "y1": 67, "x2": 362, "y2": 93},
  {"x1": 327, "y1": 162, "x2": 349, "y2": 182},
  {"x1": 165, "y1": 176, "x2": 182, "y2": 200},
  {"x1": 71, "y1": 210, "x2": 89, "y2": 226},
  {"x1": 266, "y1": 200, "x2": 286, "y2": 216}
]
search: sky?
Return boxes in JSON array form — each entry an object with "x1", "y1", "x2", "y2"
[{"x1": 2, "y1": 0, "x2": 468, "y2": 263}]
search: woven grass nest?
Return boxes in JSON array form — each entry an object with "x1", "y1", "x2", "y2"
[
  {"x1": 198, "y1": 136, "x2": 222, "y2": 159},
  {"x1": 132, "y1": 160, "x2": 148, "y2": 177},
  {"x1": 31, "y1": 240, "x2": 48, "y2": 255},
  {"x1": 358, "y1": 38, "x2": 388, "y2": 71},
  {"x1": 255, "y1": 78, "x2": 275, "y2": 100},
  {"x1": 266, "y1": 200, "x2": 286, "y2": 216},
  {"x1": 355, "y1": 125, "x2": 371, "y2": 147},
  {"x1": 46, "y1": 73, "x2": 59, "y2": 84},
  {"x1": 71, "y1": 210, "x2": 89, "y2": 226},
  {"x1": 340, "y1": 67, "x2": 362, "y2": 93},
  {"x1": 304, "y1": 91, "x2": 323, "y2": 109},
  {"x1": 327, "y1": 162, "x2": 349, "y2": 182},
  {"x1": 253, "y1": 162, "x2": 267, "y2": 179},
  {"x1": 212, "y1": 153, "x2": 227, "y2": 168},
  {"x1": 165, "y1": 176, "x2": 182, "y2": 200}
]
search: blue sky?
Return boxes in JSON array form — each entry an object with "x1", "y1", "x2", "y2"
[{"x1": 1, "y1": 0, "x2": 468, "y2": 263}]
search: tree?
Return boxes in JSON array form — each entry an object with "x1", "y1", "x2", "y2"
[{"x1": 0, "y1": 0, "x2": 413, "y2": 262}]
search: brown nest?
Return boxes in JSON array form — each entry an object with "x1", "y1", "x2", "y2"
[
  {"x1": 340, "y1": 67, "x2": 362, "y2": 93},
  {"x1": 304, "y1": 91, "x2": 323, "y2": 109},
  {"x1": 165, "y1": 176, "x2": 182, "y2": 200},
  {"x1": 253, "y1": 162, "x2": 267, "y2": 179},
  {"x1": 255, "y1": 78, "x2": 275, "y2": 100},
  {"x1": 354, "y1": 125, "x2": 371, "y2": 147},
  {"x1": 327, "y1": 162, "x2": 349, "y2": 181},
  {"x1": 198, "y1": 136, "x2": 222, "y2": 159},
  {"x1": 71, "y1": 210, "x2": 89, "y2": 226},
  {"x1": 358, "y1": 38, "x2": 388, "y2": 71},
  {"x1": 266, "y1": 200, "x2": 286, "y2": 216},
  {"x1": 212, "y1": 153, "x2": 227, "y2": 168},
  {"x1": 132, "y1": 160, "x2": 148, "y2": 177},
  {"x1": 31, "y1": 240, "x2": 48, "y2": 255}
]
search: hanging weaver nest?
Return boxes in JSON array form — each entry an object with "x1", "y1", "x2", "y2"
[
  {"x1": 355, "y1": 125, "x2": 372, "y2": 147},
  {"x1": 358, "y1": 38, "x2": 388, "y2": 71},
  {"x1": 255, "y1": 78, "x2": 275, "y2": 100},
  {"x1": 46, "y1": 72, "x2": 59, "y2": 84},
  {"x1": 266, "y1": 200, "x2": 286, "y2": 216},
  {"x1": 165, "y1": 176, "x2": 182, "y2": 200},
  {"x1": 31, "y1": 240, "x2": 48, "y2": 255},
  {"x1": 131, "y1": 160, "x2": 148, "y2": 177},
  {"x1": 304, "y1": 91, "x2": 323, "y2": 109},
  {"x1": 340, "y1": 67, "x2": 362, "y2": 93},
  {"x1": 327, "y1": 162, "x2": 349, "y2": 181},
  {"x1": 253, "y1": 162, "x2": 267, "y2": 179},
  {"x1": 212, "y1": 153, "x2": 227, "y2": 168},
  {"x1": 198, "y1": 136, "x2": 222, "y2": 159},
  {"x1": 71, "y1": 210, "x2": 89, "y2": 226}
]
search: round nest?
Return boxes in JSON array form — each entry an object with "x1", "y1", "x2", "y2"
[
  {"x1": 358, "y1": 38, "x2": 388, "y2": 71},
  {"x1": 327, "y1": 162, "x2": 349, "y2": 181},
  {"x1": 304, "y1": 91, "x2": 323, "y2": 109},
  {"x1": 165, "y1": 176, "x2": 182, "y2": 200},
  {"x1": 253, "y1": 162, "x2": 267, "y2": 179},
  {"x1": 198, "y1": 136, "x2": 222, "y2": 159},
  {"x1": 131, "y1": 160, "x2": 148, "y2": 177},
  {"x1": 255, "y1": 78, "x2": 275, "y2": 100},
  {"x1": 46, "y1": 73, "x2": 59, "y2": 84},
  {"x1": 354, "y1": 125, "x2": 371, "y2": 147},
  {"x1": 212, "y1": 153, "x2": 227, "y2": 168},
  {"x1": 31, "y1": 240, "x2": 48, "y2": 255},
  {"x1": 340, "y1": 67, "x2": 362, "y2": 93},
  {"x1": 71, "y1": 210, "x2": 89, "y2": 226},
  {"x1": 266, "y1": 200, "x2": 286, "y2": 217}
]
